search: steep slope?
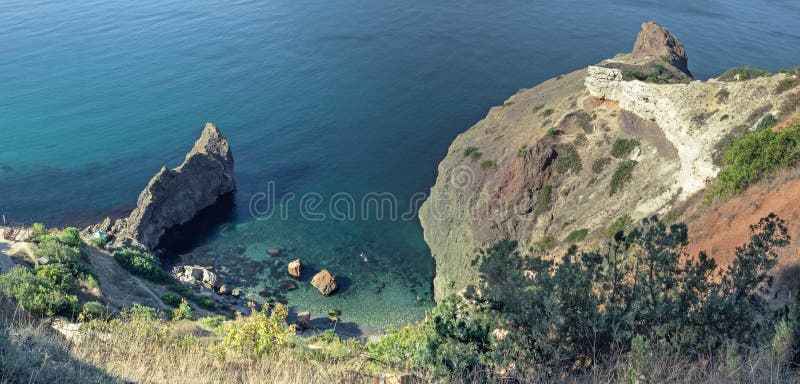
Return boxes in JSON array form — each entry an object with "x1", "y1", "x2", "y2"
[{"x1": 421, "y1": 22, "x2": 800, "y2": 300}]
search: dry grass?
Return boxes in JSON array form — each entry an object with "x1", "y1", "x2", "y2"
[{"x1": 2, "y1": 294, "x2": 798, "y2": 383}]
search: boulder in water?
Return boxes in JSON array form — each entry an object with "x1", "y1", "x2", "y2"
[{"x1": 311, "y1": 270, "x2": 338, "y2": 296}]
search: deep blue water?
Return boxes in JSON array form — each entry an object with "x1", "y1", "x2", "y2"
[{"x1": 1, "y1": 0, "x2": 798, "y2": 331}]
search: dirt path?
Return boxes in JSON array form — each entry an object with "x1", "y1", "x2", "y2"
[{"x1": 0, "y1": 237, "x2": 33, "y2": 273}]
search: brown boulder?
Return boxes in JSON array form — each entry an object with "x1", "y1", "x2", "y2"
[
  {"x1": 311, "y1": 270, "x2": 338, "y2": 296},
  {"x1": 287, "y1": 259, "x2": 303, "y2": 278}
]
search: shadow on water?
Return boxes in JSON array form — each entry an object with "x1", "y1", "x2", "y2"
[{"x1": 157, "y1": 192, "x2": 237, "y2": 258}]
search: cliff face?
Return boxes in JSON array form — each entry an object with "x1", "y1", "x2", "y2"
[
  {"x1": 111, "y1": 123, "x2": 235, "y2": 250},
  {"x1": 421, "y1": 21, "x2": 800, "y2": 301}
]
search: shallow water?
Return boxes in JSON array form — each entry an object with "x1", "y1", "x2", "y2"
[{"x1": 1, "y1": 0, "x2": 798, "y2": 331}]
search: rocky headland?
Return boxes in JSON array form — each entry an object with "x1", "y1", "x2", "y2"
[{"x1": 420, "y1": 21, "x2": 800, "y2": 300}]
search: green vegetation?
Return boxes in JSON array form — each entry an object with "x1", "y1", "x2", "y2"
[
  {"x1": 592, "y1": 157, "x2": 611, "y2": 174},
  {"x1": 0, "y1": 225, "x2": 98, "y2": 318},
  {"x1": 573, "y1": 132, "x2": 587, "y2": 146},
  {"x1": 610, "y1": 138, "x2": 640, "y2": 158},
  {"x1": 606, "y1": 214, "x2": 633, "y2": 237},
  {"x1": 170, "y1": 298, "x2": 195, "y2": 321},
  {"x1": 709, "y1": 120, "x2": 800, "y2": 200},
  {"x1": 609, "y1": 160, "x2": 637, "y2": 195},
  {"x1": 161, "y1": 293, "x2": 182, "y2": 307},
  {"x1": 217, "y1": 303, "x2": 294, "y2": 358},
  {"x1": 555, "y1": 144, "x2": 582, "y2": 174},
  {"x1": 516, "y1": 144, "x2": 526, "y2": 157},
  {"x1": 533, "y1": 185, "x2": 552, "y2": 215},
  {"x1": 779, "y1": 66, "x2": 800, "y2": 75},
  {"x1": 58, "y1": 227, "x2": 82, "y2": 247},
  {"x1": 718, "y1": 66, "x2": 771, "y2": 82},
  {"x1": 541, "y1": 108, "x2": 554, "y2": 117},
  {"x1": 463, "y1": 146, "x2": 481, "y2": 160},
  {"x1": 720, "y1": 113, "x2": 730, "y2": 121},
  {"x1": 547, "y1": 126, "x2": 560, "y2": 136},
  {"x1": 777, "y1": 78, "x2": 799, "y2": 94},
  {"x1": 533, "y1": 234, "x2": 558, "y2": 254},
  {"x1": 479, "y1": 160, "x2": 495, "y2": 170},
  {"x1": 368, "y1": 214, "x2": 795, "y2": 381},
  {"x1": 716, "y1": 88, "x2": 731, "y2": 103},
  {"x1": 756, "y1": 113, "x2": 778, "y2": 131},
  {"x1": 563, "y1": 228, "x2": 588, "y2": 243},
  {"x1": 112, "y1": 249, "x2": 169, "y2": 282},
  {"x1": 621, "y1": 63, "x2": 672, "y2": 84}
]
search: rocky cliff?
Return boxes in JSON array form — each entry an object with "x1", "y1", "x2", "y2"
[
  {"x1": 420, "y1": 21, "x2": 800, "y2": 301},
  {"x1": 109, "y1": 123, "x2": 235, "y2": 250}
]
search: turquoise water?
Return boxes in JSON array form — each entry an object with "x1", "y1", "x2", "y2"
[{"x1": 1, "y1": 0, "x2": 798, "y2": 332}]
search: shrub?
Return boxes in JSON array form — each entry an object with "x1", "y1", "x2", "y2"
[
  {"x1": 610, "y1": 138, "x2": 640, "y2": 158},
  {"x1": 716, "y1": 88, "x2": 731, "y2": 103},
  {"x1": 606, "y1": 214, "x2": 633, "y2": 237},
  {"x1": 517, "y1": 144, "x2": 527, "y2": 157},
  {"x1": 547, "y1": 126, "x2": 560, "y2": 136},
  {"x1": 90, "y1": 236, "x2": 108, "y2": 248},
  {"x1": 464, "y1": 214, "x2": 790, "y2": 378},
  {"x1": 534, "y1": 185, "x2": 552, "y2": 215},
  {"x1": 0, "y1": 266, "x2": 78, "y2": 317},
  {"x1": 217, "y1": 302, "x2": 295, "y2": 358},
  {"x1": 710, "y1": 120, "x2": 800, "y2": 200},
  {"x1": 112, "y1": 249, "x2": 168, "y2": 282},
  {"x1": 610, "y1": 160, "x2": 637, "y2": 195},
  {"x1": 563, "y1": 228, "x2": 588, "y2": 243},
  {"x1": 58, "y1": 227, "x2": 82, "y2": 247},
  {"x1": 200, "y1": 316, "x2": 226, "y2": 329},
  {"x1": 128, "y1": 303, "x2": 159, "y2": 320},
  {"x1": 541, "y1": 108, "x2": 554, "y2": 117},
  {"x1": 533, "y1": 235, "x2": 558, "y2": 253},
  {"x1": 30, "y1": 223, "x2": 49, "y2": 242},
  {"x1": 463, "y1": 146, "x2": 481, "y2": 160},
  {"x1": 161, "y1": 293, "x2": 182, "y2": 307},
  {"x1": 171, "y1": 298, "x2": 195, "y2": 321},
  {"x1": 196, "y1": 295, "x2": 216, "y2": 310},
  {"x1": 556, "y1": 145, "x2": 582, "y2": 174},
  {"x1": 79, "y1": 301, "x2": 108, "y2": 321},
  {"x1": 592, "y1": 157, "x2": 611, "y2": 174},
  {"x1": 367, "y1": 321, "x2": 430, "y2": 371},
  {"x1": 756, "y1": 113, "x2": 777, "y2": 131},
  {"x1": 777, "y1": 78, "x2": 799, "y2": 94},
  {"x1": 35, "y1": 238, "x2": 81, "y2": 265},
  {"x1": 480, "y1": 160, "x2": 495, "y2": 170},
  {"x1": 718, "y1": 66, "x2": 771, "y2": 82},
  {"x1": 720, "y1": 114, "x2": 730, "y2": 121}
]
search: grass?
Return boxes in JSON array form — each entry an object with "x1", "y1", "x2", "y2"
[
  {"x1": 534, "y1": 185, "x2": 552, "y2": 215},
  {"x1": 610, "y1": 138, "x2": 640, "y2": 158},
  {"x1": 756, "y1": 113, "x2": 778, "y2": 131},
  {"x1": 463, "y1": 146, "x2": 481, "y2": 161},
  {"x1": 720, "y1": 114, "x2": 730, "y2": 121},
  {"x1": 777, "y1": 78, "x2": 799, "y2": 94},
  {"x1": 479, "y1": 160, "x2": 495, "y2": 170},
  {"x1": 716, "y1": 88, "x2": 730, "y2": 103},
  {"x1": 606, "y1": 214, "x2": 633, "y2": 237},
  {"x1": 541, "y1": 108, "x2": 554, "y2": 117},
  {"x1": 563, "y1": 228, "x2": 588, "y2": 243},
  {"x1": 610, "y1": 160, "x2": 637, "y2": 195},
  {"x1": 556, "y1": 145, "x2": 582, "y2": 174},
  {"x1": 592, "y1": 157, "x2": 611, "y2": 174},
  {"x1": 517, "y1": 144, "x2": 527, "y2": 157},
  {"x1": 718, "y1": 66, "x2": 771, "y2": 82}
]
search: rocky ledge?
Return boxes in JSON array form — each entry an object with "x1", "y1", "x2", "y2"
[{"x1": 100, "y1": 123, "x2": 235, "y2": 251}]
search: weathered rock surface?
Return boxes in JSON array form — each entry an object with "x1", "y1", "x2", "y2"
[
  {"x1": 172, "y1": 265, "x2": 225, "y2": 292},
  {"x1": 108, "y1": 123, "x2": 235, "y2": 250},
  {"x1": 287, "y1": 259, "x2": 303, "y2": 278},
  {"x1": 311, "y1": 270, "x2": 338, "y2": 296},
  {"x1": 420, "y1": 21, "x2": 800, "y2": 301}
]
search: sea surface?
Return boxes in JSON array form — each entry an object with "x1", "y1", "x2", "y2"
[{"x1": 1, "y1": 0, "x2": 798, "y2": 332}]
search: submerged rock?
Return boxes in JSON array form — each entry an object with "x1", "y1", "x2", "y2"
[
  {"x1": 266, "y1": 247, "x2": 282, "y2": 256},
  {"x1": 287, "y1": 259, "x2": 303, "y2": 278},
  {"x1": 106, "y1": 123, "x2": 235, "y2": 250},
  {"x1": 279, "y1": 280, "x2": 297, "y2": 292},
  {"x1": 311, "y1": 270, "x2": 338, "y2": 296}
]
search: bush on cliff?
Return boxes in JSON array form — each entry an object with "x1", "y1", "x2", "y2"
[
  {"x1": 718, "y1": 66, "x2": 771, "y2": 82},
  {"x1": 710, "y1": 120, "x2": 800, "y2": 200},
  {"x1": 0, "y1": 266, "x2": 79, "y2": 317},
  {"x1": 113, "y1": 249, "x2": 168, "y2": 282}
]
